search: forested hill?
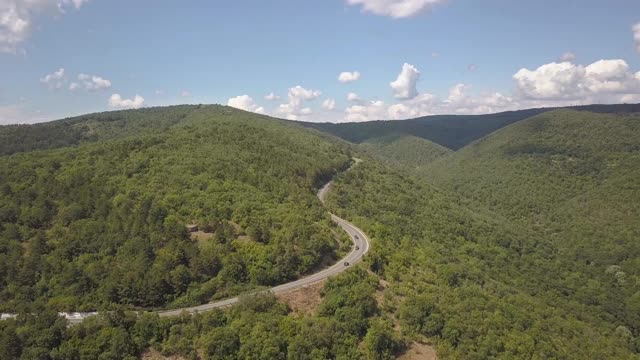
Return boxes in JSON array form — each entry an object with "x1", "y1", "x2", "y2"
[
  {"x1": 0, "y1": 105, "x2": 352, "y2": 312},
  {"x1": 357, "y1": 134, "x2": 452, "y2": 169},
  {"x1": 0, "y1": 105, "x2": 200, "y2": 156},
  {"x1": 422, "y1": 109, "x2": 640, "y2": 355},
  {"x1": 321, "y1": 108, "x2": 640, "y2": 357},
  {"x1": 298, "y1": 103, "x2": 640, "y2": 150}
]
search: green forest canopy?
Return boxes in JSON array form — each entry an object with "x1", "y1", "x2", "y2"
[{"x1": 1, "y1": 105, "x2": 639, "y2": 359}]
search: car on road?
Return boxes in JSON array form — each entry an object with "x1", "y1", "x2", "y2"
[
  {"x1": 355, "y1": 246, "x2": 360, "y2": 250},
  {"x1": 344, "y1": 261, "x2": 350, "y2": 266},
  {"x1": 354, "y1": 235, "x2": 359, "y2": 239}
]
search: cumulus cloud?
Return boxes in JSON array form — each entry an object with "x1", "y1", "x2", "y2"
[
  {"x1": 277, "y1": 85, "x2": 321, "y2": 120},
  {"x1": 346, "y1": 0, "x2": 444, "y2": 18},
  {"x1": 559, "y1": 52, "x2": 576, "y2": 62},
  {"x1": 634, "y1": 23, "x2": 640, "y2": 53},
  {"x1": 264, "y1": 92, "x2": 280, "y2": 101},
  {"x1": 0, "y1": 0, "x2": 89, "y2": 53},
  {"x1": 109, "y1": 94, "x2": 145, "y2": 109},
  {"x1": 227, "y1": 95, "x2": 265, "y2": 114},
  {"x1": 345, "y1": 100, "x2": 386, "y2": 122},
  {"x1": 513, "y1": 59, "x2": 640, "y2": 101},
  {"x1": 338, "y1": 71, "x2": 361, "y2": 83},
  {"x1": 0, "y1": 104, "x2": 50, "y2": 124},
  {"x1": 322, "y1": 98, "x2": 336, "y2": 110},
  {"x1": 390, "y1": 63, "x2": 420, "y2": 99},
  {"x1": 78, "y1": 73, "x2": 111, "y2": 90},
  {"x1": 40, "y1": 67, "x2": 65, "y2": 88},
  {"x1": 335, "y1": 58, "x2": 640, "y2": 122},
  {"x1": 346, "y1": 92, "x2": 361, "y2": 102}
]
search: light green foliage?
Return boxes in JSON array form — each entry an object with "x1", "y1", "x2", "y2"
[
  {"x1": 0, "y1": 270, "x2": 383, "y2": 359},
  {"x1": 357, "y1": 134, "x2": 452, "y2": 169},
  {"x1": 0, "y1": 105, "x2": 351, "y2": 311},
  {"x1": 326, "y1": 159, "x2": 638, "y2": 358}
]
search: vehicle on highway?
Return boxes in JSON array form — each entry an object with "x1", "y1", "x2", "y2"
[
  {"x1": 344, "y1": 261, "x2": 350, "y2": 266},
  {"x1": 355, "y1": 246, "x2": 360, "y2": 250},
  {"x1": 355, "y1": 235, "x2": 359, "y2": 239}
]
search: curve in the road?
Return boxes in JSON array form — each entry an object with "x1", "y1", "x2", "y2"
[
  {"x1": 158, "y1": 167, "x2": 370, "y2": 316},
  {"x1": 3, "y1": 160, "x2": 371, "y2": 324}
]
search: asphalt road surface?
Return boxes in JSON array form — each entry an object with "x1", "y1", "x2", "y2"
[
  {"x1": 4, "y1": 160, "x2": 370, "y2": 324},
  {"x1": 157, "y1": 167, "x2": 370, "y2": 317}
]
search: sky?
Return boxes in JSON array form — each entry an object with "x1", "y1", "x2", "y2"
[{"x1": 1, "y1": 0, "x2": 640, "y2": 124}]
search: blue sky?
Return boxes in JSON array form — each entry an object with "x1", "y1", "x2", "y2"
[{"x1": 1, "y1": 0, "x2": 640, "y2": 123}]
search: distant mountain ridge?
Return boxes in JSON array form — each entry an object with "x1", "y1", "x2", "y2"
[{"x1": 297, "y1": 103, "x2": 640, "y2": 150}]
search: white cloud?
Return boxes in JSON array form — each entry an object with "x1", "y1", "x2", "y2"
[
  {"x1": 0, "y1": 103, "x2": 53, "y2": 124},
  {"x1": 277, "y1": 85, "x2": 321, "y2": 120},
  {"x1": 0, "y1": 0, "x2": 89, "y2": 53},
  {"x1": 264, "y1": 92, "x2": 280, "y2": 101},
  {"x1": 633, "y1": 23, "x2": 640, "y2": 53},
  {"x1": 338, "y1": 71, "x2": 361, "y2": 83},
  {"x1": 322, "y1": 98, "x2": 336, "y2": 110},
  {"x1": 345, "y1": 100, "x2": 386, "y2": 122},
  {"x1": 68, "y1": 82, "x2": 79, "y2": 91},
  {"x1": 346, "y1": 0, "x2": 444, "y2": 18},
  {"x1": 390, "y1": 63, "x2": 420, "y2": 99},
  {"x1": 559, "y1": 52, "x2": 576, "y2": 62},
  {"x1": 467, "y1": 64, "x2": 478, "y2": 72},
  {"x1": 442, "y1": 84, "x2": 517, "y2": 115},
  {"x1": 227, "y1": 94, "x2": 265, "y2": 114},
  {"x1": 346, "y1": 92, "x2": 361, "y2": 102},
  {"x1": 40, "y1": 67, "x2": 65, "y2": 88},
  {"x1": 180, "y1": 90, "x2": 192, "y2": 97},
  {"x1": 513, "y1": 59, "x2": 640, "y2": 101},
  {"x1": 78, "y1": 73, "x2": 111, "y2": 90},
  {"x1": 109, "y1": 94, "x2": 145, "y2": 109}
]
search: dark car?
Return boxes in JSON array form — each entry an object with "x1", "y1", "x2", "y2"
[{"x1": 344, "y1": 262, "x2": 350, "y2": 266}]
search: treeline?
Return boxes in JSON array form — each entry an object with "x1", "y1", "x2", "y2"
[
  {"x1": 0, "y1": 106, "x2": 351, "y2": 312},
  {"x1": 326, "y1": 160, "x2": 637, "y2": 358},
  {"x1": 0, "y1": 269, "x2": 404, "y2": 360},
  {"x1": 0, "y1": 105, "x2": 197, "y2": 156},
  {"x1": 424, "y1": 109, "x2": 640, "y2": 346}
]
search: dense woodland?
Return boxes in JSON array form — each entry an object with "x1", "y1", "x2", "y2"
[
  {"x1": 0, "y1": 105, "x2": 639, "y2": 359},
  {"x1": 326, "y1": 160, "x2": 637, "y2": 358},
  {"x1": 0, "y1": 269, "x2": 402, "y2": 360},
  {"x1": 0, "y1": 106, "x2": 351, "y2": 312},
  {"x1": 300, "y1": 103, "x2": 640, "y2": 150},
  {"x1": 356, "y1": 134, "x2": 452, "y2": 170}
]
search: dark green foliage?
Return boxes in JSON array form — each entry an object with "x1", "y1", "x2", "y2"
[
  {"x1": 298, "y1": 103, "x2": 640, "y2": 150},
  {"x1": 326, "y1": 160, "x2": 637, "y2": 358},
  {"x1": 0, "y1": 270, "x2": 383, "y2": 360},
  {"x1": 357, "y1": 134, "x2": 452, "y2": 170},
  {"x1": 0, "y1": 105, "x2": 351, "y2": 311},
  {"x1": 0, "y1": 105, "x2": 197, "y2": 156}
]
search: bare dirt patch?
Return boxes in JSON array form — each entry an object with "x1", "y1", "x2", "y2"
[
  {"x1": 190, "y1": 231, "x2": 214, "y2": 243},
  {"x1": 276, "y1": 280, "x2": 325, "y2": 316},
  {"x1": 398, "y1": 342, "x2": 438, "y2": 360},
  {"x1": 140, "y1": 349, "x2": 186, "y2": 360}
]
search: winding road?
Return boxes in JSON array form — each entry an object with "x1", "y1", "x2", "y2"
[
  {"x1": 2, "y1": 161, "x2": 371, "y2": 324},
  {"x1": 157, "y1": 164, "x2": 370, "y2": 317}
]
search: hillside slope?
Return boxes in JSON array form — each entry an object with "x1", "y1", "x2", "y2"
[
  {"x1": 0, "y1": 105, "x2": 201, "y2": 156},
  {"x1": 299, "y1": 103, "x2": 640, "y2": 150},
  {"x1": 424, "y1": 109, "x2": 640, "y2": 353},
  {"x1": 357, "y1": 134, "x2": 452, "y2": 169},
  {"x1": 326, "y1": 160, "x2": 636, "y2": 358},
  {"x1": 0, "y1": 105, "x2": 352, "y2": 312}
]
